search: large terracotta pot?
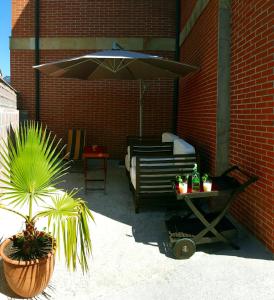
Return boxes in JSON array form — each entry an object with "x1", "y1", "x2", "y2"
[{"x1": 0, "y1": 238, "x2": 55, "y2": 298}]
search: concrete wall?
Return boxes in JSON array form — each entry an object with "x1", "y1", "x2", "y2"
[{"x1": 0, "y1": 78, "x2": 18, "y2": 136}]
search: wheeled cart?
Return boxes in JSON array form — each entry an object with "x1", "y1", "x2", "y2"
[{"x1": 166, "y1": 166, "x2": 258, "y2": 259}]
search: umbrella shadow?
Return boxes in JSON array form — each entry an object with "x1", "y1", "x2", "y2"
[
  {"x1": 130, "y1": 208, "x2": 175, "y2": 257},
  {"x1": 61, "y1": 160, "x2": 173, "y2": 257},
  {"x1": 60, "y1": 161, "x2": 273, "y2": 261}
]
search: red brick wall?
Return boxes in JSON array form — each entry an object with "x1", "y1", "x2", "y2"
[
  {"x1": 12, "y1": 0, "x2": 176, "y2": 37},
  {"x1": 12, "y1": 0, "x2": 34, "y2": 37},
  {"x1": 39, "y1": 0, "x2": 176, "y2": 37},
  {"x1": 10, "y1": 50, "x2": 35, "y2": 114},
  {"x1": 178, "y1": 0, "x2": 219, "y2": 174},
  {"x1": 230, "y1": 0, "x2": 274, "y2": 252},
  {"x1": 178, "y1": 0, "x2": 273, "y2": 252},
  {"x1": 11, "y1": 0, "x2": 176, "y2": 158}
]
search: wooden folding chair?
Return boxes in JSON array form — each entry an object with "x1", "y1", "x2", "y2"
[{"x1": 65, "y1": 128, "x2": 86, "y2": 161}]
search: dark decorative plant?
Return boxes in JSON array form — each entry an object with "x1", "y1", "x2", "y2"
[
  {"x1": 175, "y1": 175, "x2": 183, "y2": 183},
  {"x1": 202, "y1": 173, "x2": 209, "y2": 182},
  {"x1": 9, "y1": 221, "x2": 53, "y2": 261},
  {"x1": 176, "y1": 175, "x2": 188, "y2": 183}
]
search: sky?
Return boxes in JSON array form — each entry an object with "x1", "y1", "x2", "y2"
[{"x1": 0, "y1": 1, "x2": 11, "y2": 77}]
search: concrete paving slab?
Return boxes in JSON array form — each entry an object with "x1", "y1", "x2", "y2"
[{"x1": 0, "y1": 160, "x2": 273, "y2": 300}]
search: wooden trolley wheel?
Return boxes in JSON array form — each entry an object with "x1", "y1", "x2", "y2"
[{"x1": 173, "y1": 238, "x2": 196, "y2": 259}]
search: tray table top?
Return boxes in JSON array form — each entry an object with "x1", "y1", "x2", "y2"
[
  {"x1": 83, "y1": 146, "x2": 109, "y2": 159},
  {"x1": 175, "y1": 175, "x2": 240, "y2": 200}
]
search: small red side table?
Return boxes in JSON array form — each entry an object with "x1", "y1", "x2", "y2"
[{"x1": 82, "y1": 146, "x2": 110, "y2": 192}]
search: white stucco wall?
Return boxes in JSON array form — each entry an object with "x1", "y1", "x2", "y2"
[{"x1": 0, "y1": 78, "x2": 19, "y2": 191}]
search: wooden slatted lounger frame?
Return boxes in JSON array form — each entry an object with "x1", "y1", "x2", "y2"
[
  {"x1": 129, "y1": 142, "x2": 174, "y2": 164},
  {"x1": 134, "y1": 153, "x2": 197, "y2": 213}
]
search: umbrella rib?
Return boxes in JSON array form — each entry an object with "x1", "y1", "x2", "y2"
[
  {"x1": 51, "y1": 59, "x2": 93, "y2": 75},
  {"x1": 128, "y1": 59, "x2": 190, "y2": 78},
  {"x1": 90, "y1": 58, "x2": 136, "y2": 73},
  {"x1": 115, "y1": 59, "x2": 130, "y2": 72},
  {"x1": 115, "y1": 59, "x2": 136, "y2": 73},
  {"x1": 110, "y1": 58, "x2": 117, "y2": 71},
  {"x1": 89, "y1": 58, "x2": 117, "y2": 73},
  {"x1": 51, "y1": 57, "x2": 115, "y2": 75},
  {"x1": 122, "y1": 61, "x2": 138, "y2": 79}
]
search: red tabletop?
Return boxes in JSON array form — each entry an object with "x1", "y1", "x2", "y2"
[{"x1": 82, "y1": 145, "x2": 109, "y2": 159}]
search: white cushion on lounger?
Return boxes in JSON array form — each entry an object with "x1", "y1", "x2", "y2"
[
  {"x1": 174, "y1": 138, "x2": 195, "y2": 155},
  {"x1": 162, "y1": 132, "x2": 179, "y2": 143},
  {"x1": 131, "y1": 156, "x2": 136, "y2": 168},
  {"x1": 130, "y1": 167, "x2": 136, "y2": 189},
  {"x1": 125, "y1": 154, "x2": 130, "y2": 171},
  {"x1": 125, "y1": 146, "x2": 131, "y2": 171}
]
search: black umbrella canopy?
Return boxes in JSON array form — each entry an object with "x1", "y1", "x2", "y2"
[
  {"x1": 34, "y1": 50, "x2": 198, "y2": 80},
  {"x1": 34, "y1": 49, "x2": 198, "y2": 135}
]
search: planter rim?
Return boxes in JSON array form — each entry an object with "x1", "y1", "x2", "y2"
[{"x1": 0, "y1": 236, "x2": 56, "y2": 266}]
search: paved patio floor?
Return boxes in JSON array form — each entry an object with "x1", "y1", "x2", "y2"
[{"x1": 0, "y1": 160, "x2": 273, "y2": 300}]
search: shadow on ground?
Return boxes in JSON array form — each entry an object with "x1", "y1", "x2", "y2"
[{"x1": 61, "y1": 160, "x2": 273, "y2": 261}]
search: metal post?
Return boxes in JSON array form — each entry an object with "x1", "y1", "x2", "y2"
[
  {"x1": 172, "y1": 0, "x2": 181, "y2": 134},
  {"x1": 139, "y1": 80, "x2": 144, "y2": 136},
  {"x1": 35, "y1": 0, "x2": 40, "y2": 121}
]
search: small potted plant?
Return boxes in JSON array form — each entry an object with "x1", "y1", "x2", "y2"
[
  {"x1": 202, "y1": 173, "x2": 212, "y2": 192},
  {"x1": 0, "y1": 122, "x2": 94, "y2": 298},
  {"x1": 175, "y1": 175, "x2": 188, "y2": 194}
]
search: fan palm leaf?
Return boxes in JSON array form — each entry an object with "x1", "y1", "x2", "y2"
[
  {"x1": 34, "y1": 190, "x2": 94, "y2": 272},
  {"x1": 0, "y1": 121, "x2": 69, "y2": 211}
]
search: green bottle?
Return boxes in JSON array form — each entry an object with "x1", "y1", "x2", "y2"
[{"x1": 192, "y1": 163, "x2": 200, "y2": 191}]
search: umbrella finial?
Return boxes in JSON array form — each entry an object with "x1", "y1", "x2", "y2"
[{"x1": 112, "y1": 42, "x2": 123, "y2": 50}]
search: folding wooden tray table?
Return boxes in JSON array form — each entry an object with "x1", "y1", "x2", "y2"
[{"x1": 166, "y1": 166, "x2": 258, "y2": 259}]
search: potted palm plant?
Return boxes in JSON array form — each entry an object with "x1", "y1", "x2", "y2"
[{"x1": 0, "y1": 122, "x2": 94, "y2": 298}]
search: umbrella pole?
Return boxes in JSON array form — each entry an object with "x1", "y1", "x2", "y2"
[
  {"x1": 139, "y1": 79, "x2": 147, "y2": 137},
  {"x1": 139, "y1": 80, "x2": 143, "y2": 137}
]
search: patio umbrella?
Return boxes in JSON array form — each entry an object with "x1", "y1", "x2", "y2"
[{"x1": 33, "y1": 44, "x2": 198, "y2": 136}]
